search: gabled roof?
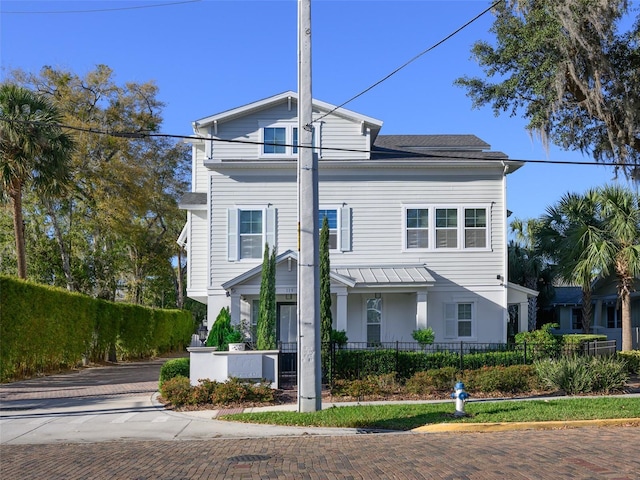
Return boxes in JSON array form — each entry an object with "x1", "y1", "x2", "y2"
[
  {"x1": 548, "y1": 286, "x2": 582, "y2": 306},
  {"x1": 221, "y1": 250, "x2": 357, "y2": 290},
  {"x1": 193, "y1": 91, "x2": 383, "y2": 138},
  {"x1": 221, "y1": 252, "x2": 436, "y2": 290}
]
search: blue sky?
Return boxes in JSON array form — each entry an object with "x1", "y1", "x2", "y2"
[{"x1": 1, "y1": 0, "x2": 631, "y2": 226}]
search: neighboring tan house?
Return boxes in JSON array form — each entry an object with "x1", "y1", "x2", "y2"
[{"x1": 179, "y1": 91, "x2": 536, "y2": 346}]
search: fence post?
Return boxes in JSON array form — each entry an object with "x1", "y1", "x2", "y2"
[
  {"x1": 395, "y1": 341, "x2": 399, "y2": 379},
  {"x1": 459, "y1": 341, "x2": 464, "y2": 371},
  {"x1": 523, "y1": 341, "x2": 527, "y2": 365}
]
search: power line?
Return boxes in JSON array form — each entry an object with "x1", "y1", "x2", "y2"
[
  {"x1": 1, "y1": 0, "x2": 201, "y2": 15},
  {"x1": 1, "y1": 116, "x2": 633, "y2": 170},
  {"x1": 312, "y1": 0, "x2": 505, "y2": 125}
]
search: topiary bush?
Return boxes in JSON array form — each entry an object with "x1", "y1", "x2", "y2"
[{"x1": 159, "y1": 357, "x2": 190, "y2": 388}]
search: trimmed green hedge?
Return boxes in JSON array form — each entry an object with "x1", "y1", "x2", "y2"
[
  {"x1": 159, "y1": 357, "x2": 190, "y2": 387},
  {"x1": 0, "y1": 276, "x2": 194, "y2": 382},
  {"x1": 617, "y1": 351, "x2": 640, "y2": 374}
]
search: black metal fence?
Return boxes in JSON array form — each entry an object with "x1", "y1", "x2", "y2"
[{"x1": 277, "y1": 339, "x2": 618, "y2": 386}]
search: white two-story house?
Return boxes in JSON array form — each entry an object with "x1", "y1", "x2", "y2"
[{"x1": 179, "y1": 91, "x2": 536, "y2": 346}]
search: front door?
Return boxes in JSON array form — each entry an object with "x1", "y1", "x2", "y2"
[{"x1": 277, "y1": 302, "x2": 297, "y2": 344}]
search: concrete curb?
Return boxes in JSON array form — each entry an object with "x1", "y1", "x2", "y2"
[{"x1": 413, "y1": 417, "x2": 640, "y2": 433}]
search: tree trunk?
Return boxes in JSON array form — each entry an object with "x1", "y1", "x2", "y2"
[
  {"x1": 621, "y1": 292, "x2": 633, "y2": 351},
  {"x1": 176, "y1": 247, "x2": 185, "y2": 309},
  {"x1": 10, "y1": 179, "x2": 27, "y2": 279},
  {"x1": 46, "y1": 200, "x2": 76, "y2": 291},
  {"x1": 581, "y1": 288, "x2": 592, "y2": 333}
]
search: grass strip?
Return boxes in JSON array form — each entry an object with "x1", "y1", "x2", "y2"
[{"x1": 221, "y1": 397, "x2": 640, "y2": 431}]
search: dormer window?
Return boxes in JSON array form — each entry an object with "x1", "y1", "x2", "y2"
[{"x1": 260, "y1": 121, "x2": 317, "y2": 157}]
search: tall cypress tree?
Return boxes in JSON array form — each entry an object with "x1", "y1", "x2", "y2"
[
  {"x1": 320, "y1": 216, "x2": 332, "y2": 344},
  {"x1": 257, "y1": 243, "x2": 276, "y2": 350},
  {"x1": 320, "y1": 216, "x2": 333, "y2": 380}
]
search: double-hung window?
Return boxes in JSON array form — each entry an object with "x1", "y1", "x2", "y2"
[
  {"x1": 318, "y1": 206, "x2": 351, "y2": 252},
  {"x1": 319, "y1": 209, "x2": 338, "y2": 250},
  {"x1": 239, "y1": 210, "x2": 263, "y2": 259},
  {"x1": 260, "y1": 122, "x2": 317, "y2": 157},
  {"x1": 227, "y1": 207, "x2": 276, "y2": 261},
  {"x1": 404, "y1": 205, "x2": 489, "y2": 251},
  {"x1": 435, "y1": 208, "x2": 458, "y2": 248},
  {"x1": 366, "y1": 297, "x2": 382, "y2": 345},
  {"x1": 444, "y1": 302, "x2": 474, "y2": 339},
  {"x1": 263, "y1": 127, "x2": 287, "y2": 154},
  {"x1": 406, "y1": 208, "x2": 429, "y2": 248}
]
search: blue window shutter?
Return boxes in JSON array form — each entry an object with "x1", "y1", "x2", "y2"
[
  {"x1": 265, "y1": 208, "x2": 276, "y2": 250},
  {"x1": 227, "y1": 208, "x2": 238, "y2": 261},
  {"x1": 340, "y1": 206, "x2": 351, "y2": 252}
]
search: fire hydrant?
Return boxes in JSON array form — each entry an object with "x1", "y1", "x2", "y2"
[{"x1": 451, "y1": 381, "x2": 469, "y2": 417}]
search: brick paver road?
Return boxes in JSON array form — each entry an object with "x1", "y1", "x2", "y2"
[
  {"x1": 1, "y1": 357, "x2": 639, "y2": 479},
  {"x1": 2, "y1": 427, "x2": 639, "y2": 479}
]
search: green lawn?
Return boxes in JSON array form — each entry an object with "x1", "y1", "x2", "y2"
[{"x1": 221, "y1": 397, "x2": 640, "y2": 431}]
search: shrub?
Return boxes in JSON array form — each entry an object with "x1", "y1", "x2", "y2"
[
  {"x1": 589, "y1": 356, "x2": 630, "y2": 394},
  {"x1": 411, "y1": 327, "x2": 435, "y2": 346},
  {"x1": 405, "y1": 367, "x2": 458, "y2": 394},
  {"x1": 211, "y1": 377, "x2": 274, "y2": 406},
  {"x1": 330, "y1": 377, "x2": 381, "y2": 399},
  {"x1": 534, "y1": 356, "x2": 629, "y2": 395},
  {"x1": 515, "y1": 323, "x2": 562, "y2": 359},
  {"x1": 206, "y1": 307, "x2": 232, "y2": 350},
  {"x1": 331, "y1": 330, "x2": 348, "y2": 347},
  {"x1": 159, "y1": 376, "x2": 192, "y2": 407},
  {"x1": 464, "y1": 365, "x2": 540, "y2": 394},
  {"x1": 191, "y1": 379, "x2": 219, "y2": 405},
  {"x1": 617, "y1": 351, "x2": 640, "y2": 374},
  {"x1": 158, "y1": 357, "x2": 190, "y2": 387}
]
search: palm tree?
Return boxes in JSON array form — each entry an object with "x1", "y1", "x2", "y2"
[
  {"x1": 0, "y1": 83, "x2": 75, "y2": 279},
  {"x1": 537, "y1": 191, "x2": 601, "y2": 333},
  {"x1": 596, "y1": 185, "x2": 640, "y2": 351},
  {"x1": 539, "y1": 186, "x2": 640, "y2": 350},
  {"x1": 509, "y1": 218, "x2": 546, "y2": 330}
]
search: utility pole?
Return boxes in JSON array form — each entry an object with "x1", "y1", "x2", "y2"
[{"x1": 297, "y1": 0, "x2": 321, "y2": 412}]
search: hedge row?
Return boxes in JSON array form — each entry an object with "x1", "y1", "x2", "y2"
[
  {"x1": 0, "y1": 276, "x2": 194, "y2": 382},
  {"x1": 331, "y1": 348, "x2": 530, "y2": 381}
]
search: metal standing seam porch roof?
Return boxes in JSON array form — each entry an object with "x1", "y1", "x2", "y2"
[{"x1": 332, "y1": 265, "x2": 435, "y2": 287}]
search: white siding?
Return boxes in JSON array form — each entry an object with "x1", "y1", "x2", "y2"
[
  {"x1": 208, "y1": 103, "x2": 370, "y2": 161},
  {"x1": 187, "y1": 210, "x2": 208, "y2": 297}
]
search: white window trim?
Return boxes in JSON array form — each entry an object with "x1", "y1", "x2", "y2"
[
  {"x1": 443, "y1": 300, "x2": 477, "y2": 340},
  {"x1": 364, "y1": 296, "x2": 383, "y2": 344},
  {"x1": 258, "y1": 121, "x2": 319, "y2": 158},
  {"x1": 228, "y1": 205, "x2": 276, "y2": 261},
  {"x1": 402, "y1": 204, "x2": 491, "y2": 252},
  {"x1": 319, "y1": 205, "x2": 341, "y2": 252}
]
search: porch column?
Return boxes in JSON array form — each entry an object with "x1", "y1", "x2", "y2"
[
  {"x1": 416, "y1": 290, "x2": 428, "y2": 330},
  {"x1": 594, "y1": 299, "x2": 603, "y2": 330},
  {"x1": 519, "y1": 301, "x2": 528, "y2": 334},
  {"x1": 336, "y1": 290, "x2": 348, "y2": 332},
  {"x1": 229, "y1": 292, "x2": 242, "y2": 326}
]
